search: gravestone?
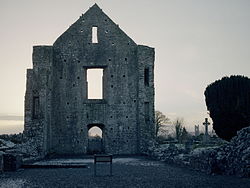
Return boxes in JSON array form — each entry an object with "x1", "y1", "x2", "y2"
[{"x1": 194, "y1": 125, "x2": 199, "y2": 136}]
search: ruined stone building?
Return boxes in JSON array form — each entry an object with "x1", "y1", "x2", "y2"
[{"x1": 24, "y1": 4, "x2": 155, "y2": 155}]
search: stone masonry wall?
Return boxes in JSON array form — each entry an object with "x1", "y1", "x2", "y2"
[
  {"x1": 24, "y1": 46, "x2": 52, "y2": 157},
  {"x1": 24, "y1": 4, "x2": 155, "y2": 155}
]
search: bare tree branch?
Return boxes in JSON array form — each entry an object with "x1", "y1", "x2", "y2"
[{"x1": 155, "y1": 111, "x2": 170, "y2": 137}]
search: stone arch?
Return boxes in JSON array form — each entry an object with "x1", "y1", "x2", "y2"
[{"x1": 87, "y1": 123, "x2": 105, "y2": 154}]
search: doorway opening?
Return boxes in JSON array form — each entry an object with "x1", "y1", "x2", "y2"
[{"x1": 87, "y1": 124, "x2": 104, "y2": 154}]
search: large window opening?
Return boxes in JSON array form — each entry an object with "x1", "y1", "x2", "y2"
[
  {"x1": 92, "y1": 26, "x2": 98, "y2": 43},
  {"x1": 87, "y1": 69, "x2": 103, "y2": 99}
]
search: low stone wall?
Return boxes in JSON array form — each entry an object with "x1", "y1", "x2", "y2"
[
  {"x1": 148, "y1": 126, "x2": 250, "y2": 177},
  {"x1": 12, "y1": 138, "x2": 41, "y2": 158}
]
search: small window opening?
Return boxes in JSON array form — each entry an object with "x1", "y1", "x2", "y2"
[
  {"x1": 144, "y1": 68, "x2": 149, "y2": 86},
  {"x1": 87, "y1": 68, "x2": 103, "y2": 99},
  {"x1": 92, "y1": 26, "x2": 98, "y2": 43}
]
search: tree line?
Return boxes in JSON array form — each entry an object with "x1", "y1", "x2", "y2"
[{"x1": 155, "y1": 111, "x2": 189, "y2": 143}]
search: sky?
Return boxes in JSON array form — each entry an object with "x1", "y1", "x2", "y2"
[{"x1": 0, "y1": 0, "x2": 250, "y2": 134}]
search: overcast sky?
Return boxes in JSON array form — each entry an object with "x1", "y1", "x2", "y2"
[{"x1": 0, "y1": 0, "x2": 250, "y2": 134}]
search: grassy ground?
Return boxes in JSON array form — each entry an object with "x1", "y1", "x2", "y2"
[{"x1": 1, "y1": 156, "x2": 250, "y2": 188}]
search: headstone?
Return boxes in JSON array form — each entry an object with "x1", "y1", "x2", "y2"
[
  {"x1": 203, "y1": 118, "x2": 210, "y2": 144},
  {"x1": 195, "y1": 125, "x2": 199, "y2": 136},
  {"x1": 211, "y1": 128, "x2": 216, "y2": 136},
  {"x1": 185, "y1": 140, "x2": 193, "y2": 153}
]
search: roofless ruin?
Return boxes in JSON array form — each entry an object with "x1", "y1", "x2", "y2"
[{"x1": 24, "y1": 4, "x2": 155, "y2": 156}]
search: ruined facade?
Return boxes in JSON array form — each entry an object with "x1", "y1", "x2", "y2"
[{"x1": 24, "y1": 4, "x2": 155, "y2": 155}]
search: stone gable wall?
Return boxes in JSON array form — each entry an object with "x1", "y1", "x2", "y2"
[{"x1": 24, "y1": 5, "x2": 155, "y2": 155}]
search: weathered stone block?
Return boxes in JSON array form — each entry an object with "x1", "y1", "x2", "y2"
[{"x1": 3, "y1": 154, "x2": 23, "y2": 171}]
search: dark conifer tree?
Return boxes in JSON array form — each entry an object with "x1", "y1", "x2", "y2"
[{"x1": 204, "y1": 75, "x2": 250, "y2": 141}]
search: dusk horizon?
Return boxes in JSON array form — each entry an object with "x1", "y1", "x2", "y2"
[{"x1": 1, "y1": 0, "x2": 250, "y2": 134}]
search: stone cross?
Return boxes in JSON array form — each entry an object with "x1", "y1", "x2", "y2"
[{"x1": 203, "y1": 118, "x2": 210, "y2": 143}]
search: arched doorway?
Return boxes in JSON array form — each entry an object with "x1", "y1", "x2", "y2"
[{"x1": 87, "y1": 124, "x2": 104, "y2": 154}]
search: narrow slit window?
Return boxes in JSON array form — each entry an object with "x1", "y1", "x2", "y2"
[
  {"x1": 92, "y1": 26, "x2": 98, "y2": 43},
  {"x1": 33, "y1": 96, "x2": 39, "y2": 119},
  {"x1": 87, "y1": 68, "x2": 103, "y2": 99},
  {"x1": 144, "y1": 102, "x2": 149, "y2": 121},
  {"x1": 144, "y1": 68, "x2": 149, "y2": 86}
]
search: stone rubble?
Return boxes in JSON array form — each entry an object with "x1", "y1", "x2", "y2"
[
  {"x1": 1, "y1": 127, "x2": 249, "y2": 176},
  {"x1": 147, "y1": 126, "x2": 250, "y2": 177},
  {"x1": 0, "y1": 136, "x2": 42, "y2": 172}
]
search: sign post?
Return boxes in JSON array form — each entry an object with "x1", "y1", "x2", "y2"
[{"x1": 94, "y1": 154, "x2": 113, "y2": 176}]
